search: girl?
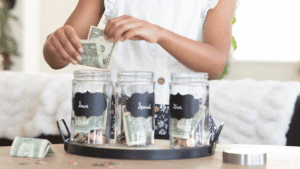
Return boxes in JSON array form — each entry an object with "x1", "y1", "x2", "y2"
[{"x1": 43, "y1": 0, "x2": 236, "y2": 140}]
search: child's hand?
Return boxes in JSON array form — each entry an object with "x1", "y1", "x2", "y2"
[
  {"x1": 44, "y1": 25, "x2": 83, "y2": 65},
  {"x1": 104, "y1": 15, "x2": 164, "y2": 43}
]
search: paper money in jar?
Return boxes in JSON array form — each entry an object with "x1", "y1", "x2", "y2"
[
  {"x1": 115, "y1": 72, "x2": 155, "y2": 147},
  {"x1": 71, "y1": 70, "x2": 112, "y2": 146},
  {"x1": 169, "y1": 72, "x2": 209, "y2": 148}
]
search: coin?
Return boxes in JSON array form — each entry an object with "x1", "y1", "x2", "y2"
[
  {"x1": 36, "y1": 160, "x2": 47, "y2": 165},
  {"x1": 73, "y1": 133, "x2": 80, "y2": 139},
  {"x1": 187, "y1": 138, "x2": 196, "y2": 147},
  {"x1": 117, "y1": 132, "x2": 126, "y2": 144},
  {"x1": 93, "y1": 162, "x2": 119, "y2": 168},
  {"x1": 78, "y1": 137, "x2": 86, "y2": 143},
  {"x1": 90, "y1": 133, "x2": 106, "y2": 144},
  {"x1": 68, "y1": 161, "x2": 78, "y2": 165},
  {"x1": 180, "y1": 139, "x2": 187, "y2": 147},
  {"x1": 19, "y1": 162, "x2": 30, "y2": 165}
]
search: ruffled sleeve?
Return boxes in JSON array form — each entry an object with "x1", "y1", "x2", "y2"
[
  {"x1": 203, "y1": 0, "x2": 220, "y2": 20},
  {"x1": 208, "y1": 0, "x2": 219, "y2": 9},
  {"x1": 103, "y1": 0, "x2": 119, "y2": 24}
]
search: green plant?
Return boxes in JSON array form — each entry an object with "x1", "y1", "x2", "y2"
[
  {"x1": 219, "y1": 13, "x2": 237, "y2": 79},
  {"x1": 0, "y1": 0, "x2": 20, "y2": 70}
]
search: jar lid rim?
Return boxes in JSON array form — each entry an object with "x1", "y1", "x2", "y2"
[
  {"x1": 118, "y1": 71, "x2": 154, "y2": 77},
  {"x1": 74, "y1": 70, "x2": 111, "y2": 74},
  {"x1": 171, "y1": 72, "x2": 208, "y2": 78}
]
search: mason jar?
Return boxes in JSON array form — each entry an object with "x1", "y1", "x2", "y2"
[
  {"x1": 169, "y1": 72, "x2": 209, "y2": 148},
  {"x1": 71, "y1": 70, "x2": 112, "y2": 146},
  {"x1": 115, "y1": 71, "x2": 155, "y2": 147}
]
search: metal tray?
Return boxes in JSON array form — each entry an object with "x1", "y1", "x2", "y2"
[{"x1": 57, "y1": 119, "x2": 224, "y2": 160}]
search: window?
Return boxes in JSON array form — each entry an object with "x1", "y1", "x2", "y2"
[{"x1": 233, "y1": 0, "x2": 300, "y2": 62}]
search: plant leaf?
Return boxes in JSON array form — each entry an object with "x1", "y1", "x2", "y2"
[
  {"x1": 219, "y1": 62, "x2": 229, "y2": 79},
  {"x1": 232, "y1": 36, "x2": 237, "y2": 50},
  {"x1": 232, "y1": 15, "x2": 236, "y2": 25}
]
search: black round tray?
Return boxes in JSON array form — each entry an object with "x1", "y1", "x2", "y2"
[{"x1": 57, "y1": 119, "x2": 224, "y2": 160}]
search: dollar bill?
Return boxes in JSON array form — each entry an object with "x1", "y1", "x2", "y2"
[
  {"x1": 88, "y1": 26, "x2": 119, "y2": 70},
  {"x1": 123, "y1": 112, "x2": 147, "y2": 146},
  {"x1": 171, "y1": 118, "x2": 192, "y2": 139},
  {"x1": 79, "y1": 40, "x2": 104, "y2": 68},
  {"x1": 191, "y1": 105, "x2": 205, "y2": 131},
  {"x1": 74, "y1": 109, "x2": 107, "y2": 133},
  {"x1": 171, "y1": 104, "x2": 205, "y2": 139},
  {"x1": 147, "y1": 116, "x2": 154, "y2": 144},
  {"x1": 10, "y1": 137, "x2": 55, "y2": 158}
]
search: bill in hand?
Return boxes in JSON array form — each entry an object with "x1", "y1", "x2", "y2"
[{"x1": 79, "y1": 26, "x2": 119, "y2": 70}]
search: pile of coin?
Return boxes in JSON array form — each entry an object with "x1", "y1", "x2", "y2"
[
  {"x1": 73, "y1": 131, "x2": 107, "y2": 145},
  {"x1": 170, "y1": 103, "x2": 205, "y2": 148},
  {"x1": 173, "y1": 137, "x2": 197, "y2": 148}
]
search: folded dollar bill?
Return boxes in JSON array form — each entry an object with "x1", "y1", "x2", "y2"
[
  {"x1": 10, "y1": 137, "x2": 55, "y2": 158},
  {"x1": 123, "y1": 112, "x2": 148, "y2": 146},
  {"x1": 79, "y1": 40, "x2": 104, "y2": 68},
  {"x1": 79, "y1": 26, "x2": 119, "y2": 70}
]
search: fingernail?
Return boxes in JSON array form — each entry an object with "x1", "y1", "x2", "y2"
[
  {"x1": 104, "y1": 35, "x2": 108, "y2": 40},
  {"x1": 72, "y1": 60, "x2": 77, "y2": 65},
  {"x1": 120, "y1": 37, "x2": 124, "y2": 42},
  {"x1": 77, "y1": 56, "x2": 82, "y2": 61},
  {"x1": 79, "y1": 48, "x2": 84, "y2": 53},
  {"x1": 110, "y1": 38, "x2": 114, "y2": 43}
]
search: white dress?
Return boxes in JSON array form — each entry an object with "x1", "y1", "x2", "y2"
[{"x1": 104, "y1": 0, "x2": 219, "y2": 105}]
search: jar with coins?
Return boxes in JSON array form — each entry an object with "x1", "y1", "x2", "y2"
[
  {"x1": 71, "y1": 70, "x2": 112, "y2": 146},
  {"x1": 169, "y1": 72, "x2": 209, "y2": 148},
  {"x1": 115, "y1": 71, "x2": 155, "y2": 147}
]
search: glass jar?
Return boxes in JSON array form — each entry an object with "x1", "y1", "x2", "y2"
[
  {"x1": 169, "y1": 72, "x2": 209, "y2": 148},
  {"x1": 115, "y1": 71, "x2": 155, "y2": 147},
  {"x1": 71, "y1": 70, "x2": 112, "y2": 146}
]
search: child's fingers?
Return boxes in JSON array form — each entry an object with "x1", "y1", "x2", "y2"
[
  {"x1": 104, "y1": 15, "x2": 131, "y2": 37},
  {"x1": 105, "y1": 16, "x2": 134, "y2": 40},
  {"x1": 50, "y1": 35, "x2": 78, "y2": 65},
  {"x1": 123, "y1": 27, "x2": 158, "y2": 43},
  {"x1": 64, "y1": 25, "x2": 84, "y2": 55},
  {"x1": 120, "y1": 27, "x2": 142, "y2": 42},
  {"x1": 57, "y1": 31, "x2": 82, "y2": 62},
  {"x1": 110, "y1": 22, "x2": 139, "y2": 43}
]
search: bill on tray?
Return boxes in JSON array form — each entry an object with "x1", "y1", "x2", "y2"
[
  {"x1": 78, "y1": 26, "x2": 119, "y2": 70},
  {"x1": 10, "y1": 137, "x2": 55, "y2": 159}
]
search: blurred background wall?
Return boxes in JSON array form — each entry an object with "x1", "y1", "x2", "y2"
[{"x1": 6, "y1": 0, "x2": 300, "y2": 81}]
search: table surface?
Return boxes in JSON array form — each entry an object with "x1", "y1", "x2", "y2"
[{"x1": 1, "y1": 141, "x2": 300, "y2": 169}]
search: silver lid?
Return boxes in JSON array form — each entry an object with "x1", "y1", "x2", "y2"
[{"x1": 223, "y1": 149, "x2": 267, "y2": 166}]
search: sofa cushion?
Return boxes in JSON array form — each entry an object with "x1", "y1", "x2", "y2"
[{"x1": 286, "y1": 96, "x2": 300, "y2": 146}]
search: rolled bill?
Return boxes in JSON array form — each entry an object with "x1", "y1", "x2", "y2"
[{"x1": 10, "y1": 137, "x2": 55, "y2": 158}]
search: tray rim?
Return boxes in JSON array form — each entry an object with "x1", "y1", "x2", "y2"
[
  {"x1": 64, "y1": 139, "x2": 216, "y2": 160},
  {"x1": 57, "y1": 118, "x2": 223, "y2": 160}
]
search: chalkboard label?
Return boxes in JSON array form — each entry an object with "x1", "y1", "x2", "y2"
[
  {"x1": 73, "y1": 91, "x2": 108, "y2": 118},
  {"x1": 170, "y1": 93, "x2": 200, "y2": 120},
  {"x1": 126, "y1": 92, "x2": 154, "y2": 118}
]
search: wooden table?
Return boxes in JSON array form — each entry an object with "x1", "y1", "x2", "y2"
[{"x1": 1, "y1": 142, "x2": 300, "y2": 169}]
